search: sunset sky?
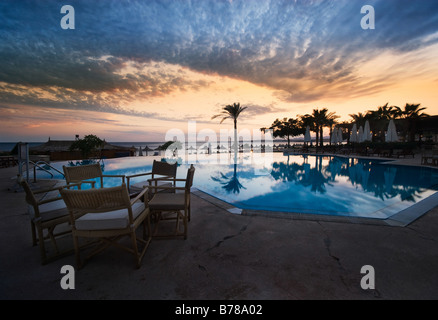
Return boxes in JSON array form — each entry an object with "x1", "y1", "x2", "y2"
[{"x1": 1, "y1": 0, "x2": 438, "y2": 142}]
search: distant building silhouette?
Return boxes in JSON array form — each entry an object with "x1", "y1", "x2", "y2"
[{"x1": 30, "y1": 138, "x2": 135, "y2": 161}]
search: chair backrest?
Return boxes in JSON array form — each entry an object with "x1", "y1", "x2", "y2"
[
  {"x1": 152, "y1": 160, "x2": 177, "y2": 177},
  {"x1": 185, "y1": 164, "x2": 195, "y2": 190},
  {"x1": 60, "y1": 184, "x2": 131, "y2": 215},
  {"x1": 63, "y1": 163, "x2": 103, "y2": 183},
  {"x1": 19, "y1": 178, "x2": 38, "y2": 209}
]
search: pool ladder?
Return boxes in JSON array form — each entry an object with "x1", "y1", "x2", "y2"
[{"x1": 20, "y1": 160, "x2": 65, "y2": 182}]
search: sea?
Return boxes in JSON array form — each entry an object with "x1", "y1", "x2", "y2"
[
  {"x1": 0, "y1": 142, "x2": 165, "y2": 153},
  {"x1": 0, "y1": 139, "x2": 330, "y2": 153}
]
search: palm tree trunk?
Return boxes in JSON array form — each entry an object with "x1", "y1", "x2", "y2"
[
  {"x1": 329, "y1": 126, "x2": 333, "y2": 146},
  {"x1": 409, "y1": 119, "x2": 416, "y2": 142},
  {"x1": 320, "y1": 127, "x2": 324, "y2": 147},
  {"x1": 315, "y1": 126, "x2": 319, "y2": 147},
  {"x1": 234, "y1": 119, "x2": 238, "y2": 162}
]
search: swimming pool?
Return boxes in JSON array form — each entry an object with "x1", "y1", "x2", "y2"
[{"x1": 36, "y1": 153, "x2": 438, "y2": 225}]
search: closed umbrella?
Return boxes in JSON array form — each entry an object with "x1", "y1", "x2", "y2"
[
  {"x1": 358, "y1": 126, "x2": 364, "y2": 143},
  {"x1": 138, "y1": 146, "x2": 143, "y2": 156},
  {"x1": 364, "y1": 120, "x2": 371, "y2": 142},
  {"x1": 350, "y1": 123, "x2": 358, "y2": 143},
  {"x1": 331, "y1": 128, "x2": 338, "y2": 144},
  {"x1": 337, "y1": 127, "x2": 343, "y2": 145},
  {"x1": 304, "y1": 126, "x2": 311, "y2": 145},
  {"x1": 386, "y1": 119, "x2": 399, "y2": 142}
]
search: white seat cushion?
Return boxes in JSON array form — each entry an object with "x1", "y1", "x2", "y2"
[
  {"x1": 28, "y1": 199, "x2": 68, "y2": 221},
  {"x1": 75, "y1": 202, "x2": 145, "y2": 231}
]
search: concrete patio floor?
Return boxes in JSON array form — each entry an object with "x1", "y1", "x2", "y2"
[{"x1": 0, "y1": 155, "x2": 437, "y2": 301}]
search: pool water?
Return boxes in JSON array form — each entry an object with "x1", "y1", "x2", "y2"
[{"x1": 36, "y1": 153, "x2": 438, "y2": 221}]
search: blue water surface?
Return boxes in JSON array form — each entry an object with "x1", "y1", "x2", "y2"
[{"x1": 34, "y1": 153, "x2": 438, "y2": 220}]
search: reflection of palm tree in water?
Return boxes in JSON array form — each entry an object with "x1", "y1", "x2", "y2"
[
  {"x1": 398, "y1": 185, "x2": 423, "y2": 202},
  {"x1": 272, "y1": 155, "x2": 425, "y2": 200},
  {"x1": 271, "y1": 161, "x2": 303, "y2": 182},
  {"x1": 211, "y1": 162, "x2": 246, "y2": 194},
  {"x1": 270, "y1": 155, "x2": 332, "y2": 194},
  {"x1": 297, "y1": 155, "x2": 332, "y2": 193}
]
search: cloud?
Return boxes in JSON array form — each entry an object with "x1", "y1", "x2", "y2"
[
  {"x1": 1, "y1": 0, "x2": 438, "y2": 111},
  {"x1": 240, "y1": 103, "x2": 289, "y2": 119}
]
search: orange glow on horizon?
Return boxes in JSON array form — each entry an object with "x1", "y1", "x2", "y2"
[{"x1": 1, "y1": 50, "x2": 437, "y2": 142}]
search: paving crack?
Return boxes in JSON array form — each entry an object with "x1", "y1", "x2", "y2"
[
  {"x1": 206, "y1": 224, "x2": 248, "y2": 252},
  {"x1": 317, "y1": 221, "x2": 356, "y2": 293},
  {"x1": 318, "y1": 222, "x2": 343, "y2": 268},
  {"x1": 406, "y1": 225, "x2": 438, "y2": 242}
]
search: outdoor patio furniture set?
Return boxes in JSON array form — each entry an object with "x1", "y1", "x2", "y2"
[{"x1": 19, "y1": 161, "x2": 195, "y2": 269}]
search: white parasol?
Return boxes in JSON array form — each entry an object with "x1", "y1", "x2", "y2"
[
  {"x1": 304, "y1": 125, "x2": 311, "y2": 144},
  {"x1": 350, "y1": 123, "x2": 358, "y2": 143},
  {"x1": 364, "y1": 120, "x2": 372, "y2": 142}
]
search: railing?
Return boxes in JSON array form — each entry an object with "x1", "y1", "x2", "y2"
[{"x1": 20, "y1": 160, "x2": 65, "y2": 182}]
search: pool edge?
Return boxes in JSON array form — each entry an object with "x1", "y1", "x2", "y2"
[{"x1": 192, "y1": 188, "x2": 438, "y2": 227}]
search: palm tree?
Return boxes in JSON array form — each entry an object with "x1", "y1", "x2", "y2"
[
  {"x1": 397, "y1": 103, "x2": 429, "y2": 142},
  {"x1": 401, "y1": 103, "x2": 428, "y2": 118},
  {"x1": 212, "y1": 103, "x2": 247, "y2": 154},
  {"x1": 268, "y1": 118, "x2": 305, "y2": 148},
  {"x1": 367, "y1": 103, "x2": 399, "y2": 142},
  {"x1": 338, "y1": 121, "x2": 352, "y2": 143},
  {"x1": 304, "y1": 108, "x2": 338, "y2": 148},
  {"x1": 299, "y1": 114, "x2": 316, "y2": 145},
  {"x1": 322, "y1": 111, "x2": 340, "y2": 146},
  {"x1": 301, "y1": 110, "x2": 322, "y2": 147},
  {"x1": 349, "y1": 112, "x2": 368, "y2": 128}
]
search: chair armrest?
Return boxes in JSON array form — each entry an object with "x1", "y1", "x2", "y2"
[
  {"x1": 102, "y1": 174, "x2": 126, "y2": 179},
  {"x1": 35, "y1": 181, "x2": 86, "y2": 204},
  {"x1": 69, "y1": 181, "x2": 95, "y2": 189},
  {"x1": 37, "y1": 196, "x2": 64, "y2": 205},
  {"x1": 126, "y1": 172, "x2": 153, "y2": 179},
  {"x1": 126, "y1": 172, "x2": 152, "y2": 187},
  {"x1": 32, "y1": 186, "x2": 64, "y2": 195},
  {"x1": 147, "y1": 175, "x2": 175, "y2": 183},
  {"x1": 67, "y1": 180, "x2": 96, "y2": 188},
  {"x1": 101, "y1": 174, "x2": 126, "y2": 178},
  {"x1": 148, "y1": 185, "x2": 185, "y2": 192},
  {"x1": 33, "y1": 181, "x2": 85, "y2": 194},
  {"x1": 130, "y1": 187, "x2": 149, "y2": 206}
]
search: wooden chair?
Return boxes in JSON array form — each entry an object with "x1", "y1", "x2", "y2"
[
  {"x1": 63, "y1": 163, "x2": 125, "y2": 189},
  {"x1": 126, "y1": 160, "x2": 177, "y2": 196},
  {"x1": 19, "y1": 177, "x2": 83, "y2": 265},
  {"x1": 60, "y1": 184, "x2": 151, "y2": 269},
  {"x1": 148, "y1": 164, "x2": 195, "y2": 239}
]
